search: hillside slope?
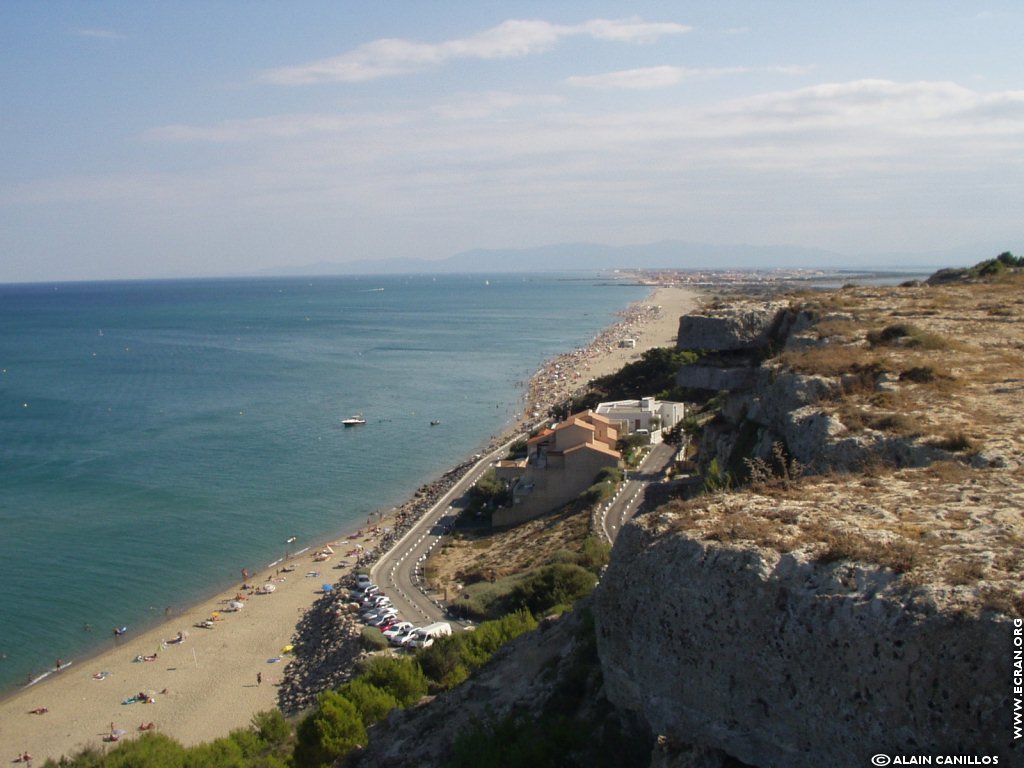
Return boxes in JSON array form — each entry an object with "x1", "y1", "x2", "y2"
[{"x1": 349, "y1": 270, "x2": 1023, "y2": 767}]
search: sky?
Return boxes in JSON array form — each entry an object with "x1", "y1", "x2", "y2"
[{"x1": 2, "y1": 1, "x2": 1023, "y2": 282}]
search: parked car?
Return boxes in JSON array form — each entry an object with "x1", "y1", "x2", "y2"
[
  {"x1": 390, "y1": 627, "x2": 421, "y2": 646},
  {"x1": 362, "y1": 606, "x2": 396, "y2": 622},
  {"x1": 405, "y1": 622, "x2": 453, "y2": 649},
  {"x1": 369, "y1": 612, "x2": 398, "y2": 627},
  {"x1": 382, "y1": 622, "x2": 413, "y2": 639}
]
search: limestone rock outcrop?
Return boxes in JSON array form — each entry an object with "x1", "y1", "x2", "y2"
[{"x1": 594, "y1": 514, "x2": 1019, "y2": 767}]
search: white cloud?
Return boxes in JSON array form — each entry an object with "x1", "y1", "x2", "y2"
[
  {"x1": 576, "y1": 18, "x2": 693, "y2": 43},
  {"x1": 566, "y1": 66, "x2": 685, "y2": 90},
  {"x1": 261, "y1": 17, "x2": 691, "y2": 84},
  {"x1": 566, "y1": 64, "x2": 811, "y2": 90},
  {"x1": 14, "y1": 78, "x2": 1024, "y2": 261},
  {"x1": 71, "y1": 28, "x2": 123, "y2": 40},
  {"x1": 145, "y1": 114, "x2": 384, "y2": 143}
]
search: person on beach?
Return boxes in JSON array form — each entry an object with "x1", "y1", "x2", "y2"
[{"x1": 256, "y1": 671, "x2": 262, "y2": 686}]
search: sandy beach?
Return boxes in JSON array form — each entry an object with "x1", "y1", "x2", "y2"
[
  {"x1": 0, "y1": 280, "x2": 701, "y2": 763},
  {"x1": 522, "y1": 284, "x2": 701, "y2": 418}
]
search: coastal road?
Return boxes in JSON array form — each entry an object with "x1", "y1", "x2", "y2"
[
  {"x1": 370, "y1": 436, "x2": 678, "y2": 630},
  {"x1": 599, "y1": 440, "x2": 678, "y2": 542},
  {"x1": 369, "y1": 441, "x2": 515, "y2": 627}
]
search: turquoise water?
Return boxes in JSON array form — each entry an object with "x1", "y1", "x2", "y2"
[{"x1": 0, "y1": 274, "x2": 647, "y2": 691}]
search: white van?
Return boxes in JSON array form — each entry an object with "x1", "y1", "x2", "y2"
[{"x1": 406, "y1": 621, "x2": 452, "y2": 649}]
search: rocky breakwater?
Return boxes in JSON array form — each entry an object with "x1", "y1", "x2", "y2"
[
  {"x1": 278, "y1": 590, "x2": 363, "y2": 713},
  {"x1": 593, "y1": 506, "x2": 1020, "y2": 766}
]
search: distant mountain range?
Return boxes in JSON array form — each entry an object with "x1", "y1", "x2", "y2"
[{"x1": 264, "y1": 239, "x2": 989, "y2": 277}]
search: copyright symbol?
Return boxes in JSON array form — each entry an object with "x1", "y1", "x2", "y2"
[{"x1": 871, "y1": 756, "x2": 891, "y2": 767}]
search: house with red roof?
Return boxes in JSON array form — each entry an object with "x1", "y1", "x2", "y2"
[{"x1": 492, "y1": 410, "x2": 622, "y2": 526}]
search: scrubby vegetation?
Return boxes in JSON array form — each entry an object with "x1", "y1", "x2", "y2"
[
  {"x1": 54, "y1": 610, "x2": 544, "y2": 767},
  {"x1": 417, "y1": 610, "x2": 537, "y2": 692},
  {"x1": 583, "y1": 465, "x2": 624, "y2": 503},
  {"x1": 42, "y1": 710, "x2": 295, "y2": 768},
  {"x1": 444, "y1": 609, "x2": 652, "y2": 768},
  {"x1": 552, "y1": 347, "x2": 699, "y2": 418},
  {"x1": 450, "y1": 562, "x2": 599, "y2": 620},
  {"x1": 464, "y1": 469, "x2": 511, "y2": 517}
]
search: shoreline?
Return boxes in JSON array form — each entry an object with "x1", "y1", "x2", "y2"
[{"x1": 0, "y1": 282, "x2": 701, "y2": 762}]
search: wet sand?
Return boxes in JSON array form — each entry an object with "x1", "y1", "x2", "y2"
[{"x1": 0, "y1": 280, "x2": 701, "y2": 762}]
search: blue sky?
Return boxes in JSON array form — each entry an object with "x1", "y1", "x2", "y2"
[{"x1": 2, "y1": 1, "x2": 1023, "y2": 282}]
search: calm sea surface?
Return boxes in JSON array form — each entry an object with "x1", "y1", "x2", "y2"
[{"x1": 0, "y1": 274, "x2": 648, "y2": 691}]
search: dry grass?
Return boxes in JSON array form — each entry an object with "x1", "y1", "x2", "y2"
[
  {"x1": 814, "y1": 529, "x2": 921, "y2": 573},
  {"x1": 926, "y1": 432, "x2": 977, "y2": 453},
  {"x1": 779, "y1": 345, "x2": 878, "y2": 378},
  {"x1": 426, "y1": 503, "x2": 593, "y2": 594}
]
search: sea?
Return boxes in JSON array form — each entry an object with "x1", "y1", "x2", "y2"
[{"x1": 0, "y1": 273, "x2": 649, "y2": 693}]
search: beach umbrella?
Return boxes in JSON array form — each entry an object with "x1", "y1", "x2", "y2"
[
  {"x1": 322, "y1": 583, "x2": 333, "y2": 593},
  {"x1": 229, "y1": 600, "x2": 244, "y2": 610},
  {"x1": 262, "y1": 583, "x2": 276, "y2": 593}
]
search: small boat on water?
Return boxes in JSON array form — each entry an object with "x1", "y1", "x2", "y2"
[
  {"x1": 430, "y1": 420, "x2": 441, "y2": 426},
  {"x1": 342, "y1": 415, "x2": 366, "y2": 426}
]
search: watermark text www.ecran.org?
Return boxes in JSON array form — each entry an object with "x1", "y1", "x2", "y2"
[
  {"x1": 869, "y1": 620, "x2": 1021, "y2": 766},
  {"x1": 1014, "y1": 617, "x2": 1022, "y2": 741}
]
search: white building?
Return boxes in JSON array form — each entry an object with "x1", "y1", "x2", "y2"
[{"x1": 594, "y1": 396, "x2": 686, "y2": 445}]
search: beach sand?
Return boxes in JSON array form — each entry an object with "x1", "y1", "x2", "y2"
[
  {"x1": 0, "y1": 281, "x2": 701, "y2": 762},
  {"x1": 522, "y1": 284, "x2": 701, "y2": 417},
  {"x1": 0, "y1": 539, "x2": 378, "y2": 762}
]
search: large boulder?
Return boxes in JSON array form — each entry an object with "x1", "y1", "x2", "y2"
[{"x1": 594, "y1": 517, "x2": 1019, "y2": 768}]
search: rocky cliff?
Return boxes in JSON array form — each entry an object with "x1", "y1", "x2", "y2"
[
  {"x1": 594, "y1": 498, "x2": 1018, "y2": 766},
  {"x1": 675, "y1": 278, "x2": 1022, "y2": 477},
  {"x1": 592, "y1": 272, "x2": 1023, "y2": 766},
  {"x1": 349, "y1": 272, "x2": 1023, "y2": 767}
]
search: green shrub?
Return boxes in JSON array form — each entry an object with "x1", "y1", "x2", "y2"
[
  {"x1": 467, "y1": 469, "x2": 511, "y2": 512},
  {"x1": 703, "y1": 457, "x2": 732, "y2": 493},
  {"x1": 294, "y1": 692, "x2": 367, "y2": 768},
  {"x1": 578, "y1": 536, "x2": 611, "y2": 572},
  {"x1": 182, "y1": 739, "x2": 245, "y2": 768},
  {"x1": 250, "y1": 709, "x2": 291, "y2": 749},
  {"x1": 417, "y1": 635, "x2": 471, "y2": 691},
  {"x1": 418, "y1": 610, "x2": 538, "y2": 692},
  {"x1": 102, "y1": 734, "x2": 187, "y2": 768},
  {"x1": 506, "y1": 439, "x2": 528, "y2": 459},
  {"x1": 452, "y1": 571, "x2": 527, "y2": 619},
  {"x1": 582, "y1": 479, "x2": 616, "y2": 504},
  {"x1": 867, "y1": 323, "x2": 950, "y2": 350},
  {"x1": 338, "y1": 678, "x2": 400, "y2": 726},
  {"x1": 358, "y1": 624, "x2": 390, "y2": 651},
  {"x1": 508, "y1": 564, "x2": 597, "y2": 616},
  {"x1": 593, "y1": 466, "x2": 623, "y2": 484},
  {"x1": 359, "y1": 656, "x2": 428, "y2": 708},
  {"x1": 459, "y1": 610, "x2": 538, "y2": 670}
]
